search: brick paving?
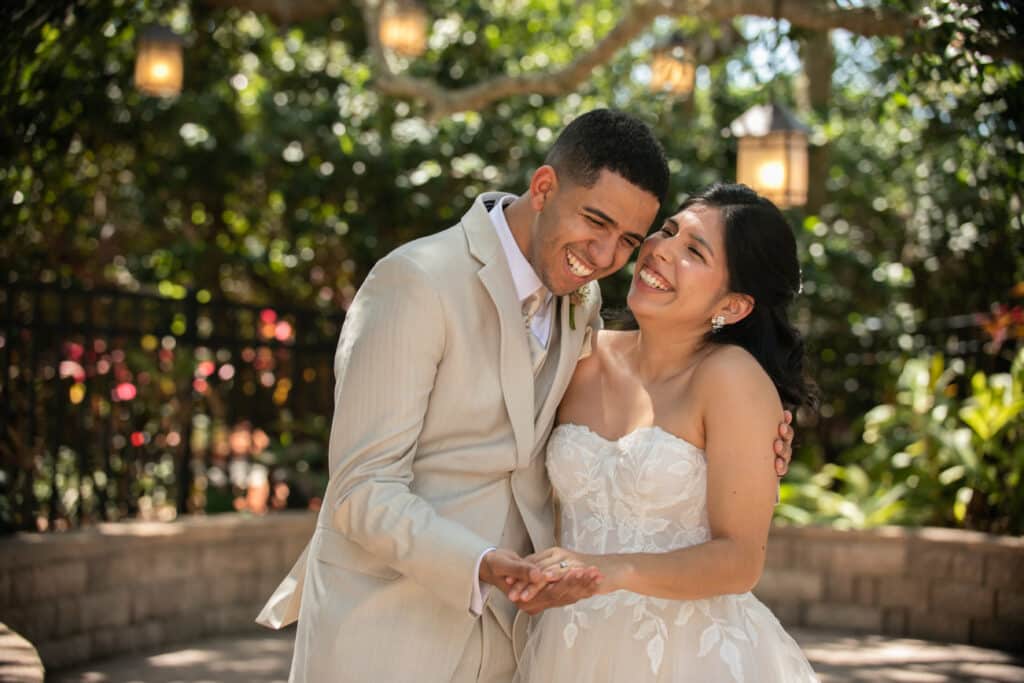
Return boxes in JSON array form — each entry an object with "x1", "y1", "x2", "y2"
[{"x1": 47, "y1": 627, "x2": 1024, "y2": 683}]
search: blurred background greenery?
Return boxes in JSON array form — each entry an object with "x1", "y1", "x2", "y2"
[{"x1": 1, "y1": 0, "x2": 1021, "y2": 534}]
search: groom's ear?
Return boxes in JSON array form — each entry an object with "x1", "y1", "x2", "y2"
[{"x1": 529, "y1": 165, "x2": 558, "y2": 211}]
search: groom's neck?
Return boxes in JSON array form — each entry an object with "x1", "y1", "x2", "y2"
[{"x1": 503, "y1": 194, "x2": 536, "y2": 265}]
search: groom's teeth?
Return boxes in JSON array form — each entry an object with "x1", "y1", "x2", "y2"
[
  {"x1": 567, "y1": 251, "x2": 594, "y2": 278},
  {"x1": 639, "y1": 267, "x2": 671, "y2": 291}
]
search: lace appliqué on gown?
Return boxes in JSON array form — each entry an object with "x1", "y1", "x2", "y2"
[{"x1": 514, "y1": 424, "x2": 818, "y2": 683}]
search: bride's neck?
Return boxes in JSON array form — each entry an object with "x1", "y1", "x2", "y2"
[{"x1": 628, "y1": 316, "x2": 710, "y2": 384}]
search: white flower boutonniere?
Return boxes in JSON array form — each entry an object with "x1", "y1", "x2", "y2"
[{"x1": 569, "y1": 285, "x2": 590, "y2": 330}]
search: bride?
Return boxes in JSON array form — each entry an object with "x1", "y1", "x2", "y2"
[{"x1": 511, "y1": 183, "x2": 818, "y2": 682}]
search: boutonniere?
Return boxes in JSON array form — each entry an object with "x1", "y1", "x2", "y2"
[{"x1": 569, "y1": 285, "x2": 590, "y2": 330}]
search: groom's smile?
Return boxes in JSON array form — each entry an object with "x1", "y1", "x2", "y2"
[{"x1": 566, "y1": 249, "x2": 595, "y2": 279}]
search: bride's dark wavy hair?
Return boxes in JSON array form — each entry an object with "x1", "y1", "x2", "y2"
[{"x1": 684, "y1": 183, "x2": 816, "y2": 410}]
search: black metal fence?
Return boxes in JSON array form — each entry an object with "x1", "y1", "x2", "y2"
[{"x1": 0, "y1": 281, "x2": 345, "y2": 533}]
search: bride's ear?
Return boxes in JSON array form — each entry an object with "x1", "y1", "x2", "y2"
[{"x1": 720, "y1": 293, "x2": 754, "y2": 325}]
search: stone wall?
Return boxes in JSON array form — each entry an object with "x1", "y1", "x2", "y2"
[
  {"x1": 756, "y1": 525, "x2": 1024, "y2": 652},
  {"x1": 1, "y1": 514, "x2": 1021, "y2": 673},
  {"x1": 0, "y1": 512, "x2": 314, "y2": 671}
]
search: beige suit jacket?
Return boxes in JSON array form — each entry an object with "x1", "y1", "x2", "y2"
[{"x1": 256, "y1": 192, "x2": 602, "y2": 682}]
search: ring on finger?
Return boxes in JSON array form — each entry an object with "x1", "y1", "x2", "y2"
[{"x1": 559, "y1": 560, "x2": 568, "y2": 569}]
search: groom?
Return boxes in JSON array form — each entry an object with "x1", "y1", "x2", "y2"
[{"x1": 257, "y1": 109, "x2": 793, "y2": 682}]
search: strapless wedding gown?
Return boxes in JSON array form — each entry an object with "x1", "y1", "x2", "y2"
[{"x1": 514, "y1": 424, "x2": 818, "y2": 682}]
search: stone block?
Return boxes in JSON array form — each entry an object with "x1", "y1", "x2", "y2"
[
  {"x1": 35, "y1": 634, "x2": 91, "y2": 670},
  {"x1": 831, "y1": 543, "x2": 907, "y2": 576},
  {"x1": 877, "y1": 576, "x2": 930, "y2": 609},
  {"x1": 825, "y1": 571, "x2": 856, "y2": 603},
  {"x1": 80, "y1": 589, "x2": 133, "y2": 629},
  {"x1": 148, "y1": 549, "x2": 200, "y2": 582},
  {"x1": 882, "y1": 607, "x2": 908, "y2": 636},
  {"x1": 11, "y1": 562, "x2": 87, "y2": 606},
  {"x1": 805, "y1": 603, "x2": 883, "y2": 632},
  {"x1": 854, "y1": 576, "x2": 879, "y2": 606},
  {"x1": 258, "y1": 572, "x2": 283, "y2": 600},
  {"x1": 2, "y1": 603, "x2": 56, "y2": 643},
  {"x1": 250, "y1": 543, "x2": 281, "y2": 576},
  {"x1": 929, "y1": 582, "x2": 995, "y2": 619},
  {"x1": 206, "y1": 576, "x2": 256, "y2": 608},
  {"x1": 0, "y1": 570, "x2": 11, "y2": 608},
  {"x1": 763, "y1": 538, "x2": 793, "y2": 570},
  {"x1": 909, "y1": 545, "x2": 971, "y2": 581},
  {"x1": 793, "y1": 542, "x2": 836, "y2": 571},
  {"x1": 951, "y1": 552, "x2": 986, "y2": 584},
  {"x1": 87, "y1": 553, "x2": 142, "y2": 591},
  {"x1": 754, "y1": 568, "x2": 824, "y2": 602},
  {"x1": 54, "y1": 596, "x2": 83, "y2": 638},
  {"x1": 203, "y1": 605, "x2": 254, "y2": 635},
  {"x1": 133, "y1": 582, "x2": 184, "y2": 621},
  {"x1": 284, "y1": 538, "x2": 309, "y2": 568},
  {"x1": 908, "y1": 610, "x2": 971, "y2": 643},
  {"x1": 971, "y1": 619, "x2": 1024, "y2": 652},
  {"x1": 985, "y1": 554, "x2": 1024, "y2": 589},
  {"x1": 996, "y1": 590, "x2": 1024, "y2": 620}
]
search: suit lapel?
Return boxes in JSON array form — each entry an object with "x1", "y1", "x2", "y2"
[
  {"x1": 463, "y1": 193, "x2": 535, "y2": 466},
  {"x1": 532, "y1": 294, "x2": 582, "y2": 444}
]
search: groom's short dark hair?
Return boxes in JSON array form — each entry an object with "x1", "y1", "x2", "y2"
[{"x1": 545, "y1": 109, "x2": 669, "y2": 203}]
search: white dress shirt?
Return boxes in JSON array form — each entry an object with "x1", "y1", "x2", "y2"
[{"x1": 469, "y1": 195, "x2": 554, "y2": 616}]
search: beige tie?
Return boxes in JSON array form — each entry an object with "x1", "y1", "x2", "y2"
[{"x1": 522, "y1": 288, "x2": 549, "y2": 376}]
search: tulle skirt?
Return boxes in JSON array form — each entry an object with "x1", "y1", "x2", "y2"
[{"x1": 514, "y1": 590, "x2": 818, "y2": 682}]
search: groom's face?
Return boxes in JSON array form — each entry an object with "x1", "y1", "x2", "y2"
[{"x1": 528, "y1": 168, "x2": 660, "y2": 297}]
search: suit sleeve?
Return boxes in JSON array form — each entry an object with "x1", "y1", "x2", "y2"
[{"x1": 324, "y1": 252, "x2": 492, "y2": 612}]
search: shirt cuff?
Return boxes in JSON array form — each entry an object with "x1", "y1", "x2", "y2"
[{"x1": 470, "y1": 547, "x2": 497, "y2": 616}]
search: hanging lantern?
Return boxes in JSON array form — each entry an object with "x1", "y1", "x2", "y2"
[
  {"x1": 649, "y1": 32, "x2": 696, "y2": 96},
  {"x1": 379, "y1": 0, "x2": 429, "y2": 57},
  {"x1": 134, "y1": 25, "x2": 183, "y2": 97},
  {"x1": 729, "y1": 103, "x2": 809, "y2": 209}
]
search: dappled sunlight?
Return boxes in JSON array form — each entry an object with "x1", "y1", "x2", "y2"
[{"x1": 51, "y1": 633, "x2": 294, "y2": 683}]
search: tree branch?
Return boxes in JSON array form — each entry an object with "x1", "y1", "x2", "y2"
[{"x1": 206, "y1": 0, "x2": 1022, "y2": 117}]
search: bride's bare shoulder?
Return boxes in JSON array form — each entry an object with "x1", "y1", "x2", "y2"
[
  {"x1": 692, "y1": 344, "x2": 779, "y2": 409},
  {"x1": 562, "y1": 329, "x2": 632, "y2": 404}
]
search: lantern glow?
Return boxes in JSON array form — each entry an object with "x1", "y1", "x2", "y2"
[
  {"x1": 380, "y1": 0, "x2": 429, "y2": 57},
  {"x1": 729, "y1": 104, "x2": 809, "y2": 209},
  {"x1": 649, "y1": 33, "x2": 695, "y2": 96},
  {"x1": 134, "y1": 26, "x2": 183, "y2": 97}
]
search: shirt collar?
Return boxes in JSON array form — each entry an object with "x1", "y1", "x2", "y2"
[{"x1": 488, "y1": 196, "x2": 550, "y2": 304}]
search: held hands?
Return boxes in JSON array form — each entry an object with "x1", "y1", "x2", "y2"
[
  {"x1": 505, "y1": 548, "x2": 605, "y2": 616},
  {"x1": 479, "y1": 548, "x2": 604, "y2": 616}
]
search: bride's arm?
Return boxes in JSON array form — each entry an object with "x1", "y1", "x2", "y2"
[{"x1": 535, "y1": 347, "x2": 782, "y2": 600}]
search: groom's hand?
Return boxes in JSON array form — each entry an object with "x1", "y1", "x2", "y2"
[
  {"x1": 511, "y1": 568, "x2": 602, "y2": 615},
  {"x1": 479, "y1": 549, "x2": 545, "y2": 597},
  {"x1": 773, "y1": 409, "x2": 794, "y2": 477}
]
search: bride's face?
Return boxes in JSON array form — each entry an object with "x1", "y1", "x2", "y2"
[{"x1": 626, "y1": 204, "x2": 732, "y2": 326}]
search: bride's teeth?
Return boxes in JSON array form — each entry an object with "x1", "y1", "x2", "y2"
[
  {"x1": 567, "y1": 251, "x2": 594, "y2": 277},
  {"x1": 639, "y1": 268, "x2": 670, "y2": 291}
]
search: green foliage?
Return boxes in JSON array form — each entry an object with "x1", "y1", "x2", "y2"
[{"x1": 778, "y1": 349, "x2": 1024, "y2": 534}]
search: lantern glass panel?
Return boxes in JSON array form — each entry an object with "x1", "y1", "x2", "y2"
[{"x1": 736, "y1": 130, "x2": 808, "y2": 209}]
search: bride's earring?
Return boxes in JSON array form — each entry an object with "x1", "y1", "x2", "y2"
[{"x1": 711, "y1": 315, "x2": 726, "y2": 332}]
